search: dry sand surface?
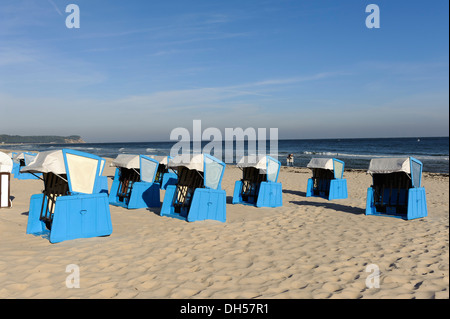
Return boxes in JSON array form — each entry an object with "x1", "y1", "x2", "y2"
[{"x1": 0, "y1": 153, "x2": 448, "y2": 299}]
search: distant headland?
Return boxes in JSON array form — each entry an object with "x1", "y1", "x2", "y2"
[{"x1": 0, "y1": 134, "x2": 85, "y2": 144}]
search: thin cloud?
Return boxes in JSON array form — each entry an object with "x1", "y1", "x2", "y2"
[
  {"x1": 47, "y1": 0, "x2": 63, "y2": 16},
  {"x1": 221, "y1": 72, "x2": 340, "y2": 92}
]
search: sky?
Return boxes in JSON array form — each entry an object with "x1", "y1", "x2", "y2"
[{"x1": 0, "y1": 0, "x2": 448, "y2": 142}]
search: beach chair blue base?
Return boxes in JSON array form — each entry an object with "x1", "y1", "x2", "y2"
[
  {"x1": 232, "y1": 181, "x2": 283, "y2": 208},
  {"x1": 306, "y1": 178, "x2": 348, "y2": 200},
  {"x1": 161, "y1": 172, "x2": 178, "y2": 190},
  {"x1": 365, "y1": 187, "x2": 427, "y2": 220},
  {"x1": 26, "y1": 193, "x2": 112, "y2": 243},
  {"x1": 161, "y1": 185, "x2": 226, "y2": 222},
  {"x1": 109, "y1": 179, "x2": 160, "y2": 209}
]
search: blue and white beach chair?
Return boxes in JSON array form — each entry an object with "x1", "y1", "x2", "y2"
[
  {"x1": 161, "y1": 154, "x2": 226, "y2": 222},
  {"x1": 23, "y1": 149, "x2": 112, "y2": 243},
  {"x1": 365, "y1": 157, "x2": 427, "y2": 220},
  {"x1": 109, "y1": 154, "x2": 160, "y2": 209},
  {"x1": 232, "y1": 155, "x2": 282, "y2": 208},
  {"x1": 306, "y1": 158, "x2": 348, "y2": 200},
  {"x1": 0, "y1": 151, "x2": 13, "y2": 208},
  {"x1": 14, "y1": 152, "x2": 42, "y2": 180}
]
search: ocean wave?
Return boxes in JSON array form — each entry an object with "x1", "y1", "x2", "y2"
[
  {"x1": 72, "y1": 147, "x2": 95, "y2": 150},
  {"x1": 301, "y1": 151, "x2": 448, "y2": 161},
  {"x1": 302, "y1": 151, "x2": 339, "y2": 156}
]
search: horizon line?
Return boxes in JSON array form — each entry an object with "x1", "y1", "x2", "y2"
[{"x1": 83, "y1": 135, "x2": 449, "y2": 144}]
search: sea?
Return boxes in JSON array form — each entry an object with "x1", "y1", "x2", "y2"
[{"x1": 2, "y1": 136, "x2": 448, "y2": 174}]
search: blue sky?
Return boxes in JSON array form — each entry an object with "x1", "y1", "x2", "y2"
[{"x1": 0, "y1": 0, "x2": 448, "y2": 142}]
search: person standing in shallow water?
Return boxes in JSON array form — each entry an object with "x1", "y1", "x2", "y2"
[{"x1": 287, "y1": 154, "x2": 294, "y2": 166}]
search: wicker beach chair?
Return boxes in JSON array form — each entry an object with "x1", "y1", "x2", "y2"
[
  {"x1": 160, "y1": 154, "x2": 226, "y2": 222},
  {"x1": 23, "y1": 149, "x2": 112, "y2": 243},
  {"x1": 109, "y1": 154, "x2": 161, "y2": 209},
  {"x1": 306, "y1": 158, "x2": 348, "y2": 200},
  {"x1": 365, "y1": 157, "x2": 427, "y2": 220},
  {"x1": 13, "y1": 152, "x2": 42, "y2": 180},
  {"x1": 232, "y1": 155, "x2": 282, "y2": 207}
]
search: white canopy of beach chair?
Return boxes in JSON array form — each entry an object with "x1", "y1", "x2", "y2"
[
  {"x1": 167, "y1": 154, "x2": 225, "y2": 190},
  {"x1": 111, "y1": 154, "x2": 141, "y2": 169},
  {"x1": 21, "y1": 150, "x2": 66, "y2": 174},
  {"x1": 0, "y1": 151, "x2": 13, "y2": 173},
  {"x1": 236, "y1": 155, "x2": 268, "y2": 171},
  {"x1": 237, "y1": 155, "x2": 280, "y2": 182},
  {"x1": 21, "y1": 150, "x2": 100, "y2": 194},
  {"x1": 307, "y1": 157, "x2": 345, "y2": 180},
  {"x1": 168, "y1": 154, "x2": 204, "y2": 172},
  {"x1": 367, "y1": 157, "x2": 411, "y2": 174},
  {"x1": 307, "y1": 158, "x2": 335, "y2": 170}
]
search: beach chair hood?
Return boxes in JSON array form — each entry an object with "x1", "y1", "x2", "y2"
[
  {"x1": 111, "y1": 154, "x2": 159, "y2": 183},
  {"x1": 307, "y1": 158, "x2": 345, "y2": 179},
  {"x1": 367, "y1": 157, "x2": 411, "y2": 174},
  {"x1": 21, "y1": 149, "x2": 104, "y2": 194},
  {"x1": 111, "y1": 154, "x2": 141, "y2": 169},
  {"x1": 168, "y1": 154, "x2": 225, "y2": 189},
  {"x1": 20, "y1": 150, "x2": 66, "y2": 174},
  {"x1": 168, "y1": 154, "x2": 204, "y2": 171},
  {"x1": 237, "y1": 155, "x2": 281, "y2": 183},
  {"x1": 237, "y1": 155, "x2": 267, "y2": 170},
  {"x1": 367, "y1": 157, "x2": 423, "y2": 188},
  {"x1": 307, "y1": 158, "x2": 334, "y2": 170},
  {"x1": 0, "y1": 151, "x2": 13, "y2": 173}
]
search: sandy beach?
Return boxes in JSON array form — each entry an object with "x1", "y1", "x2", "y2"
[{"x1": 0, "y1": 151, "x2": 448, "y2": 299}]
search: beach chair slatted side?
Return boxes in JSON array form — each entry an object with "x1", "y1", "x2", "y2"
[
  {"x1": 372, "y1": 172, "x2": 411, "y2": 216},
  {"x1": 388, "y1": 177, "x2": 394, "y2": 207},
  {"x1": 241, "y1": 167, "x2": 264, "y2": 203},
  {"x1": 373, "y1": 174, "x2": 386, "y2": 212},
  {"x1": 397, "y1": 173, "x2": 411, "y2": 214},
  {"x1": 173, "y1": 167, "x2": 204, "y2": 215},
  {"x1": 117, "y1": 168, "x2": 140, "y2": 203},
  {"x1": 39, "y1": 172, "x2": 69, "y2": 230},
  {"x1": 155, "y1": 164, "x2": 166, "y2": 184},
  {"x1": 312, "y1": 168, "x2": 334, "y2": 197}
]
